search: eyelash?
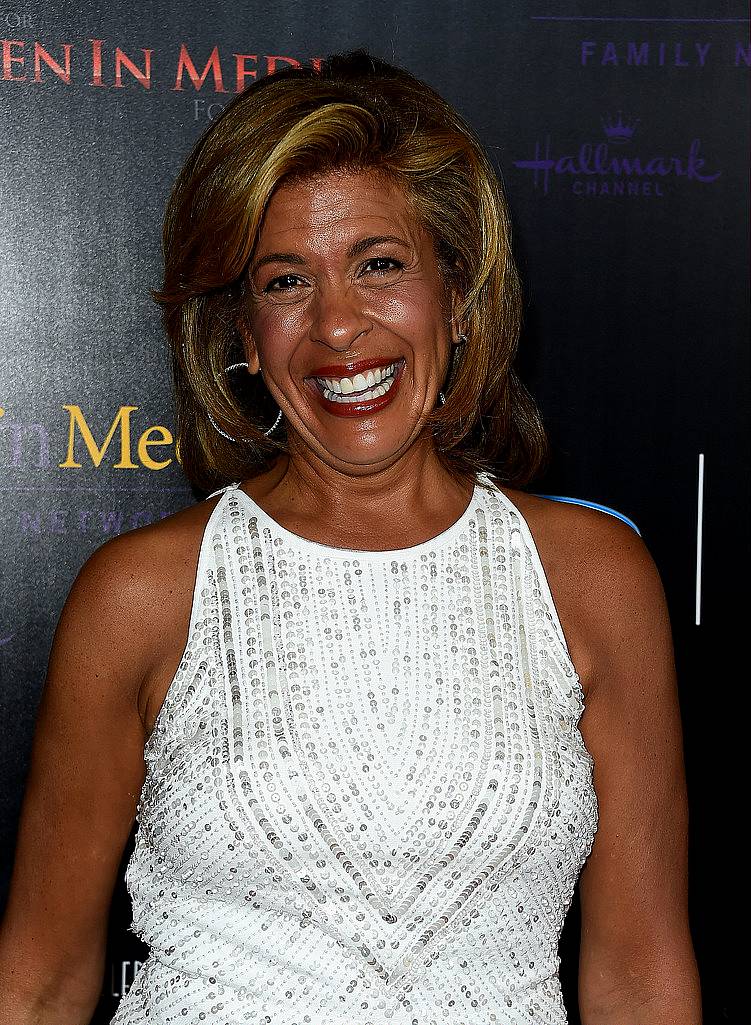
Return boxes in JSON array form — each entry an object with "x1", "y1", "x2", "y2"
[{"x1": 263, "y1": 257, "x2": 405, "y2": 293}]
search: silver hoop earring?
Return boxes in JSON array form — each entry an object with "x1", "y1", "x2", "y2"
[
  {"x1": 206, "y1": 361, "x2": 283, "y2": 442},
  {"x1": 437, "y1": 391, "x2": 446, "y2": 406},
  {"x1": 457, "y1": 333, "x2": 467, "y2": 344}
]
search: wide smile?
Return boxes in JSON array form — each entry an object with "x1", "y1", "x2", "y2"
[{"x1": 304, "y1": 358, "x2": 407, "y2": 419}]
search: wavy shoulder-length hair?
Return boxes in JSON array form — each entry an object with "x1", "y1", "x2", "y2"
[{"x1": 155, "y1": 49, "x2": 549, "y2": 493}]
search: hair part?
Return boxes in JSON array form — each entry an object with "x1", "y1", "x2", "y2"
[{"x1": 155, "y1": 49, "x2": 549, "y2": 493}]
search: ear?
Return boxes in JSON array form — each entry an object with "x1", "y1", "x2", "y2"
[{"x1": 237, "y1": 317, "x2": 261, "y2": 375}]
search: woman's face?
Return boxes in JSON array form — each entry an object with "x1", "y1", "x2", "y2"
[{"x1": 242, "y1": 167, "x2": 459, "y2": 476}]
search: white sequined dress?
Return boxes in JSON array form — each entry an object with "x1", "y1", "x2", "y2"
[{"x1": 111, "y1": 470, "x2": 598, "y2": 1025}]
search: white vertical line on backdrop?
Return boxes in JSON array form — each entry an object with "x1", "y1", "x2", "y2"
[{"x1": 695, "y1": 453, "x2": 704, "y2": 626}]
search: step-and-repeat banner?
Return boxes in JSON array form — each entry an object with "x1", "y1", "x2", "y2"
[{"x1": 1, "y1": 3, "x2": 748, "y2": 1022}]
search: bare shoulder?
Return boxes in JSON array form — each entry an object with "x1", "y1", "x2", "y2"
[
  {"x1": 74, "y1": 491, "x2": 219, "y2": 623},
  {"x1": 492, "y1": 482, "x2": 667, "y2": 696},
  {"x1": 498, "y1": 484, "x2": 651, "y2": 572},
  {"x1": 82, "y1": 489, "x2": 218, "y2": 587},
  {"x1": 67, "y1": 490, "x2": 224, "y2": 722}
]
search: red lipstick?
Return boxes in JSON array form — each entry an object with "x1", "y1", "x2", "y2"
[{"x1": 305, "y1": 357, "x2": 406, "y2": 419}]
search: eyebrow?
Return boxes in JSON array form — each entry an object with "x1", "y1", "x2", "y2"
[{"x1": 250, "y1": 235, "x2": 412, "y2": 277}]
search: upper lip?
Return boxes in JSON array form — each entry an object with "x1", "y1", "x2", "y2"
[{"x1": 307, "y1": 357, "x2": 403, "y2": 379}]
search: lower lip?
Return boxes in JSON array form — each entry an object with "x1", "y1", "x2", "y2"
[{"x1": 307, "y1": 360, "x2": 406, "y2": 418}]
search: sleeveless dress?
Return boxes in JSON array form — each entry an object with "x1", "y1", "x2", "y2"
[{"x1": 111, "y1": 470, "x2": 598, "y2": 1025}]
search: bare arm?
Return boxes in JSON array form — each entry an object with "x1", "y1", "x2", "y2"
[
  {"x1": 0, "y1": 534, "x2": 158, "y2": 1023},
  {"x1": 575, "y1": 515, "x2": 701, "y2": 1024}
]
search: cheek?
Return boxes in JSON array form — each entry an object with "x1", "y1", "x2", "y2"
[
  {"x1": 363, "y1": 281, "x2": 445, "y2": 330},
  {"x1": 250, "y1": 303, "x2": 308, "y2": 359}
]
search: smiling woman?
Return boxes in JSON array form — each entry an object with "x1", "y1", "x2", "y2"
[
  {"x1": 155, "y1": 51, "x2": 548, "y2": 494},
  {"x1": 0, "y1": 48, "x2": 699, "y2": 1025},
  {"x1": 230, "y1": 164, "x2": 479, "y2": 482}
]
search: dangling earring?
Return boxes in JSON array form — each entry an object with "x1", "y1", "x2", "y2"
[
  {"x1": 436, "y1": 332, "x2": 467, "y2": 407},
  {"x1": 206, "y1": 361, "x2": 283, "y2": 442}
]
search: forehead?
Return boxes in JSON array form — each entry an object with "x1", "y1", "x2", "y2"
[{"x1": 257, "y1": 167, "x2": 423, "y2": 243}]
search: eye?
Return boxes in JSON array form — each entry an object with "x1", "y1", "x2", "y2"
[
  {"x1": 263, "y1": 273, "x2": 307, "y2": 294},
  {"x1": 361, "y1": 257, "x2": 404, "y2": 277}
]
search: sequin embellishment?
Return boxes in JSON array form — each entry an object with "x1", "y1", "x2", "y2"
[{"x1": 111, "y1": 471, "x2": 598, "y2": 1025}]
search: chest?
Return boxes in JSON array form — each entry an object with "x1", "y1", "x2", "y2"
[{"x1": 139, "y1": 514, "x2": 592, "y2": 870}]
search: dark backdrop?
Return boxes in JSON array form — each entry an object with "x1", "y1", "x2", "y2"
[{"x1": 1, "y1": 3, "x2": 748, "y2": 1023}]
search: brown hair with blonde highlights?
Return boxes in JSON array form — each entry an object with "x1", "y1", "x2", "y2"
[{"x1": 155, "y1": 49, "x2": 549, "y2": 493}]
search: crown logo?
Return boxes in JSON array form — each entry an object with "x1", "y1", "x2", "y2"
[{"x1": 601, "y1": 111, "x2": 640, "y2": 144}]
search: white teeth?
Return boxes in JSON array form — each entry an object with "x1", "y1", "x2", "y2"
[
  {"x1": 318, "y1": 362, "x2": 400, "y2": 404},
  {"x1": 316, "y1": 362, "x2": 398, "y2": 397}
]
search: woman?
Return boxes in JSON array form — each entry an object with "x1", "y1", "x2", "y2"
[{"x1": 0, "y1": 51, "x2": 700, "y2": 1024}]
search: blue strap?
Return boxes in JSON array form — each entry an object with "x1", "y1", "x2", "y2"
[{"x1": 530, "y1": 494, "x2": 641, "y2": 536}]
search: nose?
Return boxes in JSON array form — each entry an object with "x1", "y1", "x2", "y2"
[{"x1": 309, "y1": 279, "x2": 371, "y2": 351}]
